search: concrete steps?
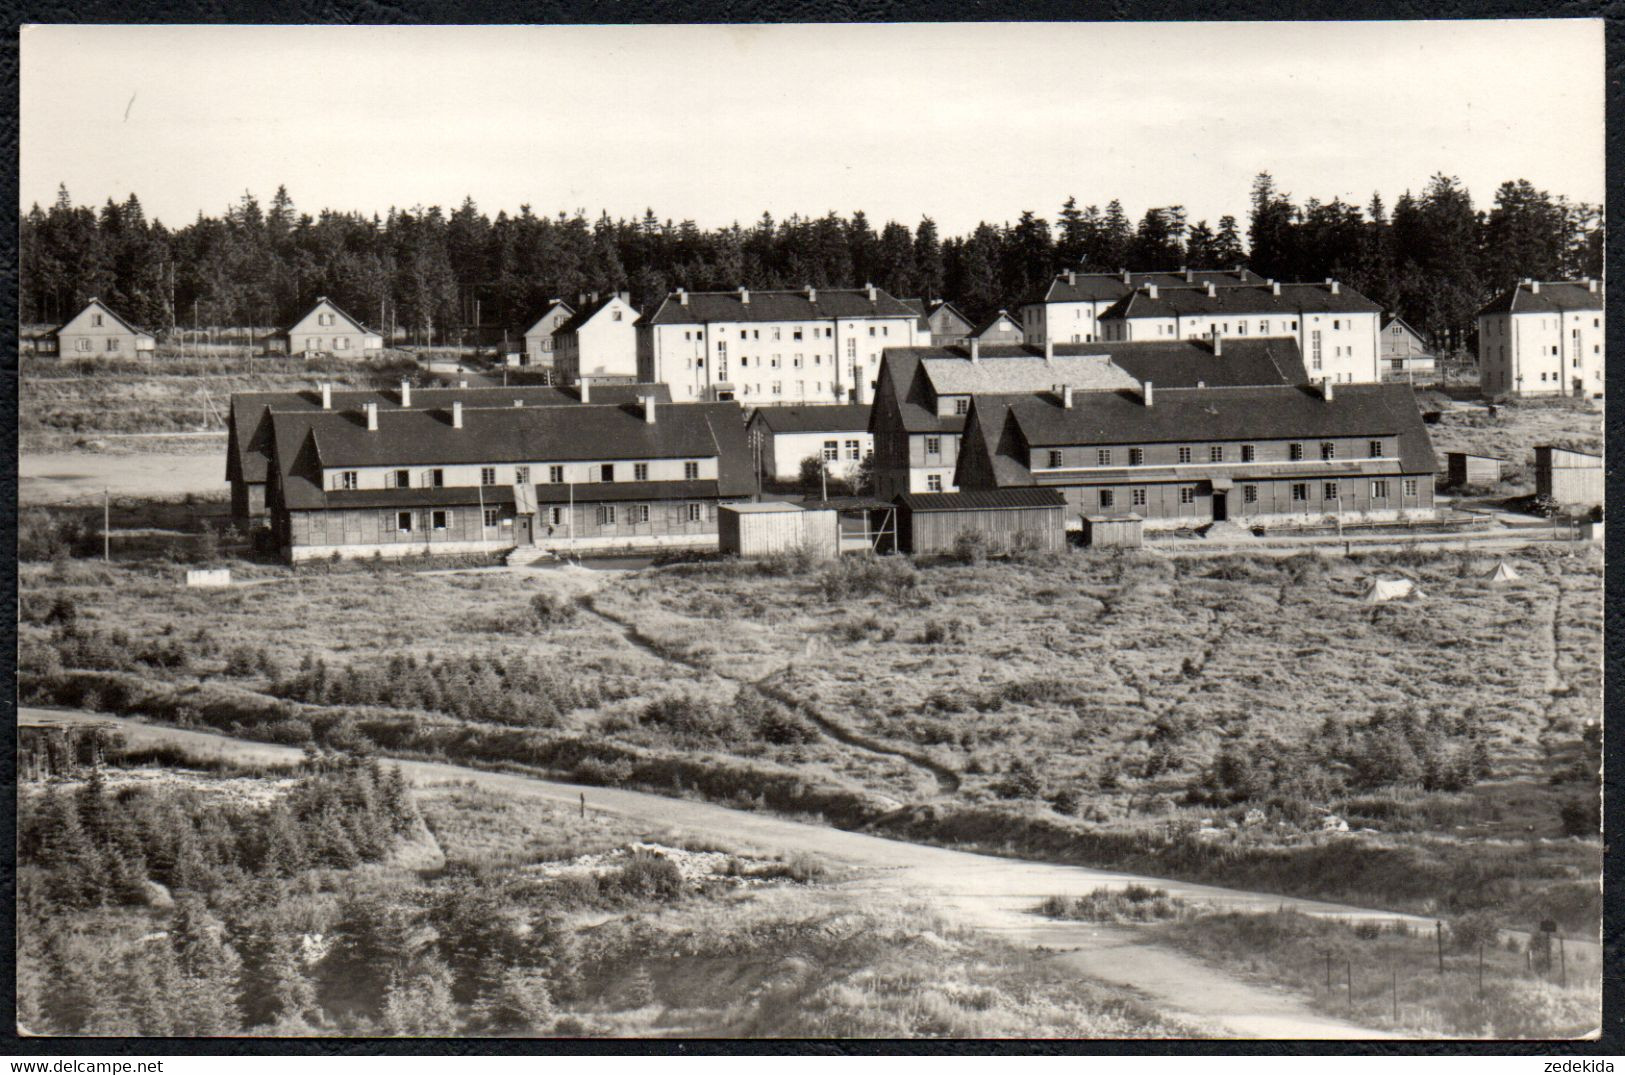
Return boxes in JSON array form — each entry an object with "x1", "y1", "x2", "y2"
[{"x1": 506, "y1": 545, "x2": 555, "y2": 567}]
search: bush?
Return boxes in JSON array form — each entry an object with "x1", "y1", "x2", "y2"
[
  {"x1": 1559, "y1": 796, "x2": 1600, "y2": 838},
  {"x1": 530, "y1": 591, "x2": 578, "y2": 626},
  {"x1": 817, "y1": 556, "x2": 917, "y2": 601},
  {"x1": 950, "y1": 530, "x2": 990, "y2": 566},
  {"x1": 607, "y1": 851, "x2": 684, "y2": 901},
  {"x1": 1449, "y1": 910, "x2": 1502, "y2": 952}
]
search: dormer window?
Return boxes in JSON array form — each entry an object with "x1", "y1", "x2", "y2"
[{"x1": 954, "y1": 398, "x2": 969, "y2": 415}]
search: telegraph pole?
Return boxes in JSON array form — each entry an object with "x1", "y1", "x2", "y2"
[{"x1": 103, "y1": 488, "x2": 110, "y2": 563}]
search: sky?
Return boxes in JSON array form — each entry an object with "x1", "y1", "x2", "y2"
[{"x1": 19, "y1": 20, "x2": 1605, "y2": 235}]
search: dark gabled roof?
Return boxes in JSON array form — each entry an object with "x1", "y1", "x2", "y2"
[
  {"x1": 971, "y1": 311, "x2": 1025, "y2": 339},
  {"x1": 554, "y1": 294, "x2": 635, "y2": 338},
  {"x1": 899, "y1": 298, "x2": 931, "y2": 332},
  {"x1": 926, "y1": 301, "x2": 974, "y2": 332},
  {"x1": 1381, "y1": 314, "x2": 1426, "y2": 338},
  {"x1": 284, "y1": 297, "x2": 377, "y2": 337},
  {"x1": 896, "y1": 488, "x2": 1066, "y2": 512},
  {"x1": 879, "y1": 338, "x2": 1306, "y2": 390},
  {"x1": 747, "y1": 404, "x2": 872, "y2": 434},
  {"x1": 55, "y1": 298, "x2": 153, "y2": 339},
  {"x1": 1476, "y1": 280, "x2": 1603, "y2": 316},
  {"x1": 532, "y1": 479, "x2": 721, "y2": 504},
  {"x1": 642, "y1": 287, "x2": 919, "y2": 326},
  {"x1": 1019, "y1": 269, "x2": 1264, "y2": 307},
  {"x1": 1099, "y1": 282, "x2": 1381, "y2": 320},
  {"x1": 522, "y1": 300, "x2": 574, "y2": 337},
  {"x1": 269, "y1": 400, "x2": 751, "y2": 510},
  {"x1": 973, "y1": 382, "x2": 1435, "y2": 474},
  {"x1": 230, "y1": 383, "x2": 671, "y2": 484}
]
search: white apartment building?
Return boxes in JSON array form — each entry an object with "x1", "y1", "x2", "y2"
[
  {"x1": 1018, "y1": 268, "x2": 1263, "y2": 346},
  {"x1": 1476, "y1": 279, "x2": 1604, "y2": 398},
  {"x1": 1097, "y1": 279, "x2": 1383, "y2": 384},
  {"x1": 637, "y1": 286, "x2": 924, "y2": 405}
]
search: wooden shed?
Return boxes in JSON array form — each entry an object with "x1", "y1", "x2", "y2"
[
  {"x1": 1081, "y1": 513, "x2": 1144, "y2": 548},
  {"x1": 718, "y1": 502, "x2": 838, "y2": 559},
  {"x1": 1446, "y1": 452, "x2": 1504, "y2": 488},
  {"x1": 893, "y1": 488, "x2": 1066, "y2": 555},
  {"x1": 1535, "y1": 446, "x2": 1603, "y2": 507}
]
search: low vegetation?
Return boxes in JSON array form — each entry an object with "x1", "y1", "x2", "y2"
[
  {"x1": 1036, "y1": 885, "x2": 1194, "y2": 924},
  {"x1": 1426, "y1": 396, "x2": 1602, "y2": 496}
]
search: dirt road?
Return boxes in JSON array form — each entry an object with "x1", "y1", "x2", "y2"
[
  {"x1": 40, "y1": 708, "x2": 1411, "y2": 1040},
  {"x1": 21, "y1": 450, "x2": 227, "y2": 505}
]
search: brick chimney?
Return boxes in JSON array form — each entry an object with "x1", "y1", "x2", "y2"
[
  {"x1": 643, "y1": 395, "x2": 657, "y2": 424},
  {"x1": 452, "y1": 401, "x2": 463, "y2": 429},
  {"x1": 738, "y1": 286, "x2": 750, "y2": 305},
  {"x1": 400, "y1": 380, "x2": 412, "y2": 407},
  {"x1": 677, "y1": 288, "x2": 688, "y2": 306},
  {"x1": 365, "y1": 402, "x2": 378, "y2": 431},
  {"x1": 321, "y1": 383, "x2": 332, "y2": 410},
  {"x1": 1143, "y1": 381, "x2": 1154, "y2": 407},
  {"x1": 1210, "y1": 328, "x2": 1222, "y2": 356},
  {"x1": 580, "y1": 377, "x2": 591, "y2": 403}
]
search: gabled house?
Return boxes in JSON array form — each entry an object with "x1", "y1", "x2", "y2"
[
  {"x1": 280, "y1": 297, "x2": 383, "y2": 358},
  {"x1": 53, "y1": 298, "x2": 156, "y2": 359},
  {"x1": 519, "y1": 300, "x2": 574, "y2": 367},
  {"x1": 1476, "y1": 279, "x2": 1604, "y2": 398},
  {"x1": 955, "y1": 380, "x2": 1437, "y2": 531},
  {"x1": 1016, "y1": 267, "x2": 1262, "y2": 346},
  {"x1": 554, "y1": 292, "x2": 640, "y2": 383},
  {"x1": 1380, "y1": 315, "x2": 1435, "y2": 380},
  {"x1": 924, "y1": 301, "x2": 974, "y2": 346},
  {"x1": 869, "y1": 336, "x2": 1307, "y2": 500},
  {"x1": 745, "y1": 403, "x2": 873, "y2": 482},
  {"x1": 227, "y1": 380, "x2": 671, "y2": 527},
  {"x1": 970, "y1": 310, "x2": 1026, "y2": 346},
  {"x1": 261, "y1": 395, "x2": 752, "y2": 561}
]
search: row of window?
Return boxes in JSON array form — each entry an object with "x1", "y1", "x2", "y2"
[
  {"x1": 383, "y1": 501, "x2": 713, "y2": 534},
  {"x1": 333, "y1": 461, "x2": 704, "y2": 491},
  {"x1": 73, "y1": 338, "x2": 123, "y2": 352},
  {"x1": 821, "y1": 439, "x2": 867, "y2": 462},
  {"x1": 1090, "y1": 478, "x2": 1419, "y2": 510},
  {"x1": 1484, "y1": 317, "x2": 1602, "y2": 335},
  {"x1": 1040, "y1": 440, "x2": 1388, "y2": 468}
]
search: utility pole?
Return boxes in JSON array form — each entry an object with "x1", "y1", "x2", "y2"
[{"x1": 103, "y1": 489, "x2": 110, "y2": 563}]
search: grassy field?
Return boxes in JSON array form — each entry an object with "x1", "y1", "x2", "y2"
[
  {"x1": 1421, "y1": 395, "x2": 1603, "y2": 495},
  {"x1": 16, "y1": 518, "x2": 1602, "y2": 932}
]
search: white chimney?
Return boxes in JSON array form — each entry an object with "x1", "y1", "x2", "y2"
[
  {"x1": 643, "y1": 395, "x2": 657, "y2": 424},
  {"x1": 1322, "y1": 378, "x2": 1335, "y2": 401},
  {"x1": 1143, "y1": 381, "x2": 1154, "y2": 407},
  {"x1": 1121, "y1": 270, "x2": 1132, "y2": 284},
  {"x1": 806, "y1": 285, "x2": 817, "y2": 303},
  {"x1": 1530, "y1": 281, "x2": 1541, "y2": 295},
  {"x1": 514, "y1": 399, "x2": 524, "y2": 407},
  {"x1": 1206, "y1": 283, "x2": 1217, "y2": 297},
  {"x1": 866, "y1": 283, "x2": 877, "y2": 302},
  {"x1": 969, "y1": 338, "x2": 980, "y2": 363},
  {"x1": 1146, "y1": 284, "x2": 1159, "y2": 300},
  {"x1": 1330, "y1": 280, "x2": 1341, "y2": 296},
  {"x1": 1210, "y1": 328, "x2": 1222, "y2": 356},
  {"x1": 1185, "y1": 268, "x2": 1195, "y2": 283},
  {"x1": 400, "y1": 380, "x2": 411, "y2": 407},
  {"x1": 1044, "y1": 339, "x2": 1055, "y2": 363},
  {"x1": 459, "y1": 380, "x2": 468, "y2": 388},
  {"x1": 1066, "y1": 271, "x2": 1077, "y2": 286},
  {"x1": 738, "y1": 287, "x2": 750, "y2": 305},
  {"x1": 452, "y1": 401, "x2": 463, "y2": 428},
  {"x1": 365, "y1": 402, "x2": 378, "y2": 431},
  {"x1": 677, "y1": 288, "x2": 688, "y2": 306},
  {"x1": 1588, "y1": 278, "x2": 1599, "y2": 293},
  {"x1": 1271, "y1": 281, "x2": 1282, "y2": 297},
  {"x1": 1061, "y1": 384, "x2": 1074, "y2": 408},
  {"x1": 321, "y1": 383, "x2": 332, "y2": 410},
  {"x1": 579, "y1": 378, "x2": 591, "y2": 403}
]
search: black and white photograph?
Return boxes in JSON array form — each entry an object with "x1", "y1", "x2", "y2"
[{"x1": 11, "y1": 18, "x2": 1607, "y2": 1043}]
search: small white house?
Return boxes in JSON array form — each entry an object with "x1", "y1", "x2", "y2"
[
  {"x1": 519, "y1": 300, "x2": 574, "y2": 367},
  {"x1": 746, "y1": 404, "x2": 873, "y2": 482},
  {"x1": 554, "y1": 293, "x2": 639, "y2": 383},
  {"x1": 54, "y1": 298, "x2": 155, "y2": 359},
  {"x1": 282, "y1": 298, "x2": 383, "y2": 358}
]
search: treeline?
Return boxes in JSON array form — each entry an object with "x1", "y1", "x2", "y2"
[{"x1": 21, "y1": 172, "x2": 1599, "y2": 347}]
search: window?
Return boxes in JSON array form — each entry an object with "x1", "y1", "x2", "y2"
[
  {"x1": 926, "y1": 474, "x2": 943, "y2": 492},
  {"x1": 1323, "y1": 482, "x2": 1338, "y2": 501},
  {"x1": 955, "y1": 398, "x2": 969, "y2": 415},
  {"x1": 1099, "y1": 489, "x2": 1115, "y2": 509},
  {"x1": 1333, "y1": 319, "x2": 1342, "y2": 331},
  {"x1": 106, "y1": 338, "x2": 120, "y2": 352},
  {"x1": 1128, "y1": 447, "x2": 1143, "y2": 466},
  {"x1": 597, "y1": 505, "x2": 617, "y2": 526},
  {"x1": 396, "y1": 511, "x2": 413, "y2": 533},
  {"x1": 1240, "y1": 444, "x2": 1255, "y2": 462},
  {"x1": 335, "y1": 337, "x2": 350, "y2": 350},
  {"x1": 515, "y1": 466, "x2": 529, "y2": 484},
  {"x1": 1403, "y1": 479, "x2": 1418, "y2": 497},
  {"x1": 1178, "y1": 447, "x2": 1192, "y2": 463},
  {"x1": 772, "y1": 382, "x2": 782, "y2": 396},
  {"x1": 1209, "y1": 446, "x2": 1224, "y2": 463},
  {"x1": 1179, "y1": 486, "x2": 1195, "y2": 505},
  {"x1": 630, "y1": 504, "x2": 650, "y2": 524},
  {"x1": 549, "y1": 507, "x2": 564, "y2": 527},
  {"x1": 1320, "y1": 442, "x2": 1335, "y2": 461},
  {"x1": 338, "y1": 470, "x2": 358, "y2": 491},
  {"x1": 601, "y1": 464, "x2": 615, "y2": 482},
  {"x1": 634, "y1": 463, "x2": 649, "y2": 481},
  {"x1": 1291, "y1": 483, "x2": 1308, "y2": 502},
  {"x1": 1311, "y1": 330, "x2": 1323, "y2": 370},
  {"x1": 823, "y1": 440, "x2": 839, "y2": 462},
  {"x1": 1132, "y1": 488, "x2": 1147, "y2": 507},
  {"x1": 686, "y1": 503, "x2": 703, "y2": 523},
  {"x1": 684, "y1": 461, "x2": 699, "y2": 480},
  {"x1": 1372, "y1": 480, "x2": 1390, "y2": 500},
  {"x1": 1289, "y1": 443, "x2": 1304, "y2": 461},
  {"x1": 1242, "y1": 484, "x2": 1257, "y2": 504},
  {"x1": 480, "y1": 467, "x2": 497, "y2": 486},
  {"x1": 394, "y1": 469, "x2": 410, "y2": 489},
  {"x1": 926, "y1": 436, "x2": 942, "y2": 455},
  {"x1": 1368, "y1": 440, "x2": 1383, "y2": 458},
  {"x1": 483, "y1": 508, "x2": 499, "y2": 527},
  {"x1": 75, "y1": 338, "x2": 92, "y2": 352},
  {"x1": 1097, "y1": 449, "x2": 1113, "y2": 466},
  {"x1": 868, "y1": 326, "x2": 876, "y2": 337},
  {"x1": 1048, "y1": 450, "x2": 1064, "y2": 468},
  {"x1": 612, "y1": 309, "x2": 623, "y2": 322},
  {"x1": 431, "y1": 510, "x2": 449, "y2": 530},
  {"x1": 548, "y1": 465, "x2": 564, "y2": 484},
  {"x1": 91, "y1": 314, "x2": 103, "y2": 327},
  {"x1": 793, "y1": 328, "x2": 803, "y2": 341},
  {"x1": 846, "y1": 439, "x2": 861, "y2": 461}
]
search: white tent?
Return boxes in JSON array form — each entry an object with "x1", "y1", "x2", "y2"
[
  {"x1": 1484, "y1": 560, "x2": 1521, "y2": 583},
  {"x1": 1364, "y1": 577, "x2": 1419, "y2": 603}
]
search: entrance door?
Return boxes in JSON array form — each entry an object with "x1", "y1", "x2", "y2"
[
  {"x1": 515, "y1": 514, "x2": 534, "y2": 546},
  {"x1": 1212, "y1": 491, "x2": 1229, "y2": 522}
]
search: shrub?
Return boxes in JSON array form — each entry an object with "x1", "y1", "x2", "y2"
[
  {"x1": 1559, "y1": 796, "x2": 1600, "y2": 838},
  {"x1": 1449, "y1": 910, "x2": 1502, "y2": 952},
  {"x1": 817, "y1": 556, "x2": 918, "y2": 601},
  {"x1": 530, "y1": 591, "x2": 578, "y2": 626},
  {"x1": 607, "y1": 851, "x2": 684, "y2": 901},
  {"x1": 950, "y1": 530, "x2": 990, "y2": 566}
]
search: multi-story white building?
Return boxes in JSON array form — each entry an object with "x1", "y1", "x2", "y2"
[
  {"x1": 1096, "y1": 279, "x2": 1383, "y2": 384},
  {"x1": 554, "y1": 292, "x2": 639, "y2": 383},
  {"x1": 1476, "y1": 279, "x2": 1604, "y2": 398},
  {"x1": 1017, "y1": 268, "x2": 1262, "y2": 346},
  {"x1": 637, "y1": 286, "x2": 924, "y2": 405}
]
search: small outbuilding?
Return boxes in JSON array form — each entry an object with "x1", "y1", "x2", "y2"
[
  {"x1": 894, "y1": 488, "x2": 1066, "y2": 555},
  {"x1": 1446, "y1": 452, "x2": 1504, "y2": 488},
  {"x1": 1534, "y1": 445, "x2": 1603, "y2": 508},
  {"x1": 718, "y1": 502, "x2": 838, "y2": 559},
  {"x1": 1081, "y1": 513, "x2": 1144, "y2": 549}
]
